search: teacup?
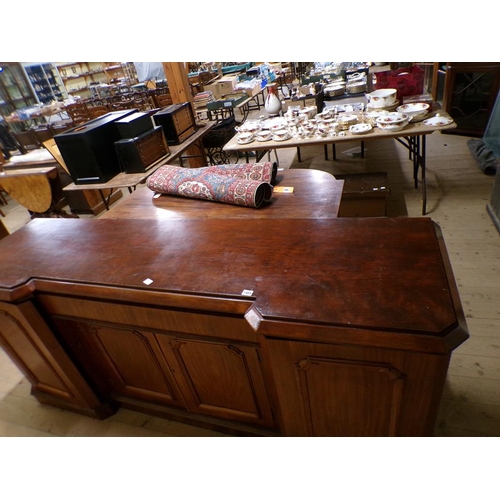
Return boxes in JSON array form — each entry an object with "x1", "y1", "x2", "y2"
[
  {"x1": 237, "y1": 132, "x2": 254, "y2": 143},
  {"x1": 366, "y1": 88, "x2": 397, "y2": 108},
  {"x1": 256, "y1": 130, "x2": 272, "y2": 141},
  {"x1": 273, "y1": 129, "x2": 289, "y2": 140}
]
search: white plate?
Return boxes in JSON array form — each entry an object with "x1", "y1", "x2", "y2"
[
  {"x1": 397, "y1": 102, "x2": 430, "y2": 114},
  {"x1": 422, "y1": 115, "x2": 453, "y2": 127},
  {"x1": 367, "y1": 99, "x2": 400, "y2": 111},
  {"x1": 349, "y1": 123, "x2": 372, "y2": 134},
  {"x1": 409, "y1": 110, "x2": 429, "y2": 122}
]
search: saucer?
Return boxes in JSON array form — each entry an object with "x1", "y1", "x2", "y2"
[
  {"x1": 273, "y1": 133, "x2": 291, "y2": 142},
  {"x1": 237, "y1": 136, "x2": 255, "y2": 145}
]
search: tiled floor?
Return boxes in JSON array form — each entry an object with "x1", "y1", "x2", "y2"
[{"x1": 1, "y1": 105, "x2": 500, "y2": 438}]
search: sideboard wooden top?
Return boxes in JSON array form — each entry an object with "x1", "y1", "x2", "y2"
[{"x1": 0, "y1": 216, "x2": 464, "y2": 340}]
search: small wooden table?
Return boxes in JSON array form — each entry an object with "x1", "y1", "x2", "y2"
[
  {"x1": 63, "y1": 122, "x2": 217, "y2": 210},
  {"x1": 0, "y1": 166, "x2": 77, "y2": 218}
]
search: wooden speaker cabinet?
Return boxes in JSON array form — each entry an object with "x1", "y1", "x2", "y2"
[
  {"x1": 115, "y1": 111, "x2": 155, "y2": 139},
  {"x1": 153, "y1": 103, "x2": 196, "y2": 145},
  {"x1": 115, "y1": 126, "x2": 170, "y2": 173}
]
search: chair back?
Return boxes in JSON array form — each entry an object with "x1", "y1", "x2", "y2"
[
  {"x1": 88, "y1": 105, "x2": 110, "y2": 119},
  {"x1": 32, "y1": 125, "x2": 54, "y2": 145},
  {"x1": 66, "y1": 103, "x2": 91, "y2": 125},
  {"x1": 13, "y1": 130, "x2": 40, "y2": 152},
  {"x1": 154, "y1": 93, "x2": 173, "y2": 108}
]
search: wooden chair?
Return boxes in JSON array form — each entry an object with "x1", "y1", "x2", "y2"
[
  {"x1": 32, "y1": 125, "x2": 54, "y2": 145},
  {"x1": 154, "y1": 93, "x2": 173, "y2": 108},
  {"x1": 50, "y1": 121, "x2": 74, "y2": 136},
  {"x1": 12, "y1": 130, "x2": 41, "y2": 154},
  {"x1": 87, "y1": 105, "x2": 110, "y2": 120},
  {"x1": 65, "y1": 102, "x2": 91, "y2": 126},
  {"x1": 109, "y1": 94, "x2": 136, "y2": 111}
]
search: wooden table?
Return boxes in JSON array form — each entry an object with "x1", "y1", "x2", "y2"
[
  {"x1": 0, "y1": 165, "x2": 468, "y2": 436},
  {"x1": 101, "y1": 169, "x2": 344, "y2": 221},
  {"x1": 0, "y1": 166, "x2": 77, "y2": 218},
  {"x1": 224, "y1": 108, "x2": 457, "y2": 215},
  {"x1": 5, "y1": 103, "x2": 67, "y2": 126},
  {"x1": 63, "y1": 122, "x2": 216, "y2": 210},
  {"x1": 1, "y1": 155, "x2": 123, "y2": 216}
]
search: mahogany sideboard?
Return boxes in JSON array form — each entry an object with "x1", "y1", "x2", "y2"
[{"x1": 0, "y1": 171, "x2": 468, "y2": 436}]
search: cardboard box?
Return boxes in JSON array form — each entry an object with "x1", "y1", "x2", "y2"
[{"x1": 204, "y1": 76, "x2": 239, "y2": 99}]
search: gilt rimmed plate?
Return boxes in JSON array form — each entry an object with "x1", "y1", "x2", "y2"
[{"x1": 349, "y1": 123, "x2": 372, "y2": 135}]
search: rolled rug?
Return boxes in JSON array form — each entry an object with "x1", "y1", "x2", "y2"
[
  {"x1": 146, "y1": 165, "x2": 273, "y2": 208},
  {"x1": 204, "y1": 162, "x2": 278, "y2": 185}
]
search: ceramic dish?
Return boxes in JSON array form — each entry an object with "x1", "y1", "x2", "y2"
[
  {"x1": 349, "y1": 123, "x2": 372, "y2": 134},
  {"x1": 376, "y1": 112, "x2": 410, "y2": 132},
  {"x1": 237, "y1": 132, "x2": 255, "y2": 144},
  {"x1": 365, "y1": 88, "x2": 397, "y2": 108},
  {"x1": 237, "y1": 122, "x2": 261, "y2": 133},
  {"x1": 364, "y1": 110, "x2": 388, "y2": 124},
  {"x1": 273, "y1": 132, "x2": 291, "y2": 142},
  {"x1": 337, "y1": 114, "x2": 358, "y2": 130},
  {"x1": 366, "y1": 100, "x2": 400, "y2": 111},
  {"x1": 408, "y1": 110, "x2": 429, "y2": 122},
  {"x1": 396, "y1": 103, "x2": 430, "y2": 121},
  {"x1": 256, "y1": 131, "x2": 272, "y2": 142},
  {"x1": 346, "y1": 82, "x2": 367, "y2": 94},
  {"x1": 376, "y1": 112, "x2": 409, "y2": 124},
  {"x1": 422, "y1": 115, "x2": 454, "y2": 127},
  {"x1": 324, "y1": 84, "x2": 346, "y2": 97}
]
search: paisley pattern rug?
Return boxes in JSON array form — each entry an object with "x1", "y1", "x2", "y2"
[
  {"x1": 202, "y1": 162, "x2": 278, "y2": 185},
  {"x1": 146, "y1": 162, "x2": 276, "y2": 208}
]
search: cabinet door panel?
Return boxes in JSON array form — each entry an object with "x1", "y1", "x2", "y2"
[
  {"x1": 157, "y1": 336, "x2": 274, "y2": 428},
  {"x1": 53, "y1": 319, "x2": 185, "y2": 408},
  {"x1": 296, "y1": 357, "x2": 403, "y2": 437},
  {"x1": 0, "y1": 302, "x2": 101, "y2": 411},
  {"x1": 265, "y1": 339, "x2": 407, "y2": 436}
]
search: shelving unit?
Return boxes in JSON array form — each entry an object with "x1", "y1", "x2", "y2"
[
  {"x1": 23, "y1": 63, "x2": 67, "y2": 104},
  {"x1": 0, "y1": 62, "x2": 37, "y2": 118},
  {"x1": 56, "y1": 62, "x2": 138, "y2": 99}
]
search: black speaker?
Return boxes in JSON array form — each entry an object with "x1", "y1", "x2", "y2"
[
  {"x1": 54, "y1": 110, "x2": 136, "y2": 184},
  {"x1": 115, "y1": 111, "x2": 154, "y2": 139}
]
